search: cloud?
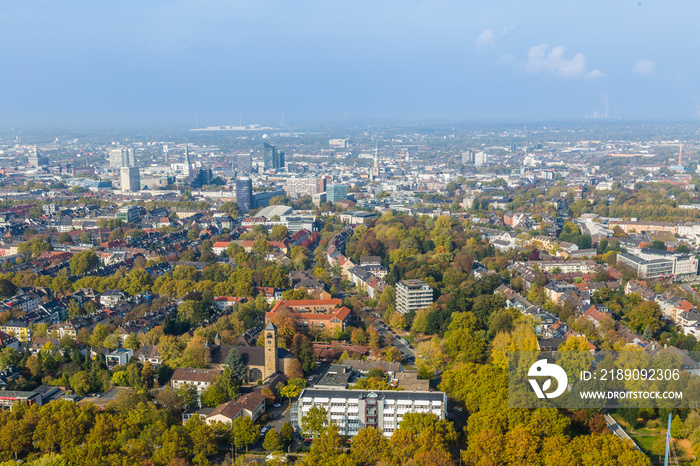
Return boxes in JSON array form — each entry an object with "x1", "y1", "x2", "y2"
[
  {"x1": 476, "y1": 25, "x2": 517, "y2": 48},
  {"x1": 632, "y1": 59, "x2": 655, "y2": 75},
  {"x1": 523, "y1": 43, "x2": 600, "y2": 79}
]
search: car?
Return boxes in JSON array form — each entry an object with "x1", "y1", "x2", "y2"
[
  {"x1": 307, "y1": 376, "x2": 314, "y2": 381},
  {"x1": 273, "y1": 403, "x2": 281, "y2": 408},
  {"x1": 261, "y1": 426, "x2": 271, "y2": 435},
  {"x1": 456, "y1": 407, "x2": 463, "y2": 412}
]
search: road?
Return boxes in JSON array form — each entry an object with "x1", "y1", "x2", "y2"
[{"x1": 361, "y1": 308, "x2": 418, "y2": 362}]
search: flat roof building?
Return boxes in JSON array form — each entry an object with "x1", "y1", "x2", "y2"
[
  {"x1": 396, "y1": 279, "x2": 433, "y2": 315},
  {"x1": 291, "y1": 388, "x2": 446, "y2": 437}
]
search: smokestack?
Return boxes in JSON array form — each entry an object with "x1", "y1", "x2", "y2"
[{"x1": 679, "y1": 143, "x2": 683, "y2": 166}]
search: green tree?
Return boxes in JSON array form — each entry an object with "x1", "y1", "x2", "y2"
[
  {"x1": 263, "y1": 427, "x2": 283, "y2": 451},
  {"x1": 301, "y1": 405, "x2": 328, "y2": 438},
  {"x1": 230, "y1": 415, "x2": 260, "y2": 453},
  {"x1": 79, "y1": 232, "x2": 92, "y2": 244},
  {"x1": 201, "y1": 384, "x2": 227, "y2": 407},
  {"x1": 443, "y1": 311, "x2": 486, "y2": 363},
  {"x1": 627, "y1": 301, "x2": 662, "y2": 333},
  {"x1": 0, "y1": 347, "x2": 21, "y2": 370},
  {"x1": 225, "y1": 348, "x2": 247, "y2": 383},
  {"x1": 58, "y1": 232, "x2": 72, "y2": 244},
  {"x1": 70, "y1": 250, "x2": 99, "y2": 275},
  {"x1": 123, "y1": 332, "x2": 141, "y2": 350},
  {"x1": 280, "y1": 421, "x2": 294, "y2": 448},
  {"x1": 0, "y1": 278, "x2": 16, "y2": 299}
]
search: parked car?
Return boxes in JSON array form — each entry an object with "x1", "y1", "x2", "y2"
[{"x1": 273, "y1": 403, "x2": 281, "y2": 408}]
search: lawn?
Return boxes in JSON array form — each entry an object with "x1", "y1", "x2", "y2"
[{"x1": 611, "y1": 413, "x2": 695, "y2": 463}]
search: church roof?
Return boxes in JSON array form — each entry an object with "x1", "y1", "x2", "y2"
[{"x1": 265, "y1": 322, "x2": 276, "y2": 331}]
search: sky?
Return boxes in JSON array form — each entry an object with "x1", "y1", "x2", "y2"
[{"x1": 1, "y1": 0, "x2": 699, "y2": 128}]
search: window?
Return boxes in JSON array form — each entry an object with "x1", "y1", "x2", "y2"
[{"x1": 249, "y1": 368, "x2": 263, "y2": 382}]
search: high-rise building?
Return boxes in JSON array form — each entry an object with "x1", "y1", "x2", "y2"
[
  {"x1": 109, "y1": 148, "x2": 135, "y2": 168},
  {"x1": 236, "y1": 177, "x2": 253, "y2": 212},
  {"x1": 461, "y1": 150, "x2": 474, "y2": 165},
  {"x1": 237, "y1": 153, "x2": 252, "y2": 173},
  {"x1": 474, "y1": 151, "x2": 488, "y2": 167},
  {"x1": 286, "y1": 177, "x2": 325, "y2": 199},
  {"x1": 326, "y1": 184, "x2": 348, "y2": 203},
  {"x1": 190, "y1": 168, "x2": 213, "y2": 189},
  {"x1": 28, "y1": 151, "x2": 48, "y2": 167},
  {"x1": 120, "y1": 166, "x2": 141, "y2": 192},
  {"x1": 395, "y1": 279, "x2": 434, "y2": 314},
  {"x1": 263, "y1": 143, "x2": 284, "y2": 170}
]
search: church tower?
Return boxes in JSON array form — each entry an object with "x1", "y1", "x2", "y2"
[
  {"x1": 183, "y1": 143, "x2": 192, "y2": 177},
  {"x1": 264, "y1": 322, "x2": 279, "y2": 378},
  {"x1": 370, "y1": 142, "x2": 380, "y2": 180}
]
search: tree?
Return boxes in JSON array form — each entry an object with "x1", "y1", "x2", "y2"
[
  {"x1": 0, "y1": 278, "x2": 16, "y2": 299},
  {"x1": 301, "y1": 405, "x2": 328, "y2": 438},
  {"x1": 280, "y1": 422, "x2": 294, "y2": 448},
  {"x1": 79, "y1": 232, "x2": 92, "y2": 244},
  {"x1": 201, "y1": 384, "x2": 228, "y2": 407},
  {"x1": 444, "y1": 311, "x2": 485, "y2": 364},
  {"x1": 351, "y1": 426, "x2": 389, "y2": 465},
  {"x1": 58, "y1": 232, "x2": 72, "y2": 244},
  {"x1": 70, "y1": 250, "x2": 99, "y2": 275},
  {"x1": 269, "y1": 225, "x2": 289, "y2": 241},
  {"x1": 231, "y1": 415, "x2": 260, "y2": 453},
  {"x1": 305, "y1": 423, "x2": 349, "y2": 466},
  {"x1": 627, "y1": 301, "x2": 662, "y2": 334},
  {"x1": 108, "y1": 228, "x2": 124, "y2": 241},
  {"x1": 124, "y1": 332, "x2": 141, "y2": 350},
  {"x1": 0, "y1": 347, "x2": 21, "y2": 370},
  {"x1": 142, "y1": 360, "x2": 155, "y2": 389},
  {"x1": 263, "y1": 427, "x2": 283, "y2": 451},
  {"x1": 225, "y1": 348, "x2": 247, "y2": 383}
]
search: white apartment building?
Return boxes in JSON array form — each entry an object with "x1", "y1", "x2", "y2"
[
  {"x1": 396, "y1": 279, "x2": 434, "y2": 314},
  {"x1": 286, "y1": 177, "x2": 324, "y2": 199},
  {"x1": 291, "y1": 389, "x2": 446, "y2": 437}
]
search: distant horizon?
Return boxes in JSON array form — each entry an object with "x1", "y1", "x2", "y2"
[{"x1": 3, "y1": 117, "x2": 700, "y2": 136}]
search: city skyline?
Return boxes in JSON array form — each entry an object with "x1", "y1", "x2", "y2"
[{"x1": 2, "y1": 1, "x2": 700, "y2": 128}]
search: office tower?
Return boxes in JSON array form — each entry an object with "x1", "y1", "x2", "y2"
[
  {"x1": 237, "y1": 153, "x2": 252, "y2": 173},
  {"x1": 109, "y1": 148, "x2": 135, "y2": 168},
  {"x1": 28, "y1": 150, "x2": 48, "y2": 167},
  {"x1": 120, "y1": 166, "x2": 141, "y2": 192},
  {"x1": 190, "y1": 168, "x2": 212, "y2": 189},
  {"x1": 474, "y1": 151, "x2": 488, "y2": 167},
  {"x1": 263, "y1": 143, "x2": 284, "y2": 170},
  {"x1": 396, "y1": 279, "x2": 434, "y2": 314},
  {"x1": 236, "y1": 177, "x2": 253, "y2": 212},
  {"x1": 461, "y1": 150, "x2": 474, "y2": 165},
  {"x1": 326, "y1": 183, "x2": 348, "y2": 203}
]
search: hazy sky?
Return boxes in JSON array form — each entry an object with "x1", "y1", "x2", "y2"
[{"x1": 1, "y1": 0, "x2": 698, "y2": 128}]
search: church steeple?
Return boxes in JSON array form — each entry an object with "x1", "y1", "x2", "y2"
[
  {"x1": 183, "y1": 143, "x2": 191, "y2": 176},
  {"x1": 370, "y1": 141, "x2": 380, "y2": 180},
  {"x1": 264, "y1": 322, "x2": 279, "y2": 379}
]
